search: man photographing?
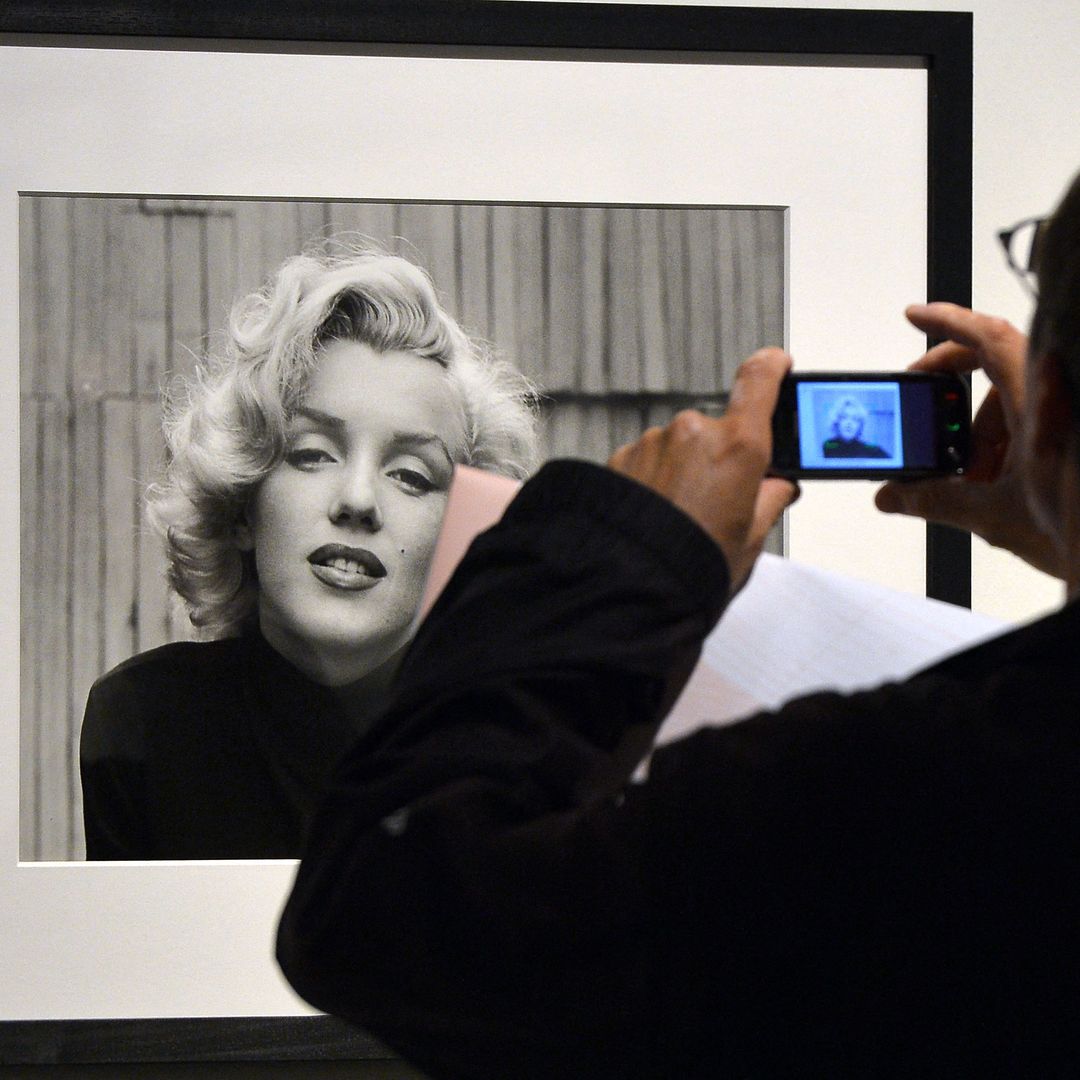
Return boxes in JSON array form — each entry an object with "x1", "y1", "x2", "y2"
[{"x1": 278, "y1": 169, "x2": 1080, "y2": 1076}]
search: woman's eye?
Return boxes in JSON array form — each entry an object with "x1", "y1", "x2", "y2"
[
  {"x1": 388, "y1": 467, "x2": 437, "y2": 494},
  {"x1": 286, "y1": 447, "x2": 336, "y2": 470}
]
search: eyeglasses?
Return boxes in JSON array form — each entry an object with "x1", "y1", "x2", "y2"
[{"x1": 997, "y1": 215, "x2": 1047, "y2": 297}]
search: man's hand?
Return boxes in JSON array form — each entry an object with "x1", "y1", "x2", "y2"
[
  {"x1": 608, "y1": 348, "x2": 799, "y2": 594},
  {"x1": 875, "y1": 302, "x2": 1064, "y2": 578}
]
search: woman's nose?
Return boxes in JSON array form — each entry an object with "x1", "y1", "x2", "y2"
[{"x1": 328, "y1": 464, "x2": 383, "y2": 531}]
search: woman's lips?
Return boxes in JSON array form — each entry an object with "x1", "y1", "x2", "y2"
[{"x1": 308, "y1": 544, "x2": 387, "y2": 591}]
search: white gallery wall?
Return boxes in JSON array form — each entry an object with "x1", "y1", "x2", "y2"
[{"x1": 524, "y1": 0, "x2": 1080, "y2": 624}]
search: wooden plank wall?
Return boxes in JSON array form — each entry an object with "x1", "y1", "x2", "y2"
[{"x1": 19, "y1": 196, "x2": 785, "y2": 861}]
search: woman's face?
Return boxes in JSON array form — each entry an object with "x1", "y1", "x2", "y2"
[
  {"x1": 836, "y1": 403, "x2": 862, "y2": 442},
  {"x1": 238, "y1": 340, "x2": 467, "y2": 685}
]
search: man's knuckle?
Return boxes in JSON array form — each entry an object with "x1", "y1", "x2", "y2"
[
  {"x1": 723, "y1": 416, "x2": 768, "y2": 460},
  {"x1": 668, "y1": 409, "x2": 707, "y2": 443},
  {"x1": 735, "y1": 355, "x2": 767, "y2": 382},
  {"x1": 709, "y1": 436, "x2": 766, "y2": 480},
  {"x1": 982, "y1": 316, "x2": 1017, "y2": 346}
]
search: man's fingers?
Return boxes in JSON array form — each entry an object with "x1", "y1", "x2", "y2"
[
  {"x1": 967, "y1": 386, "x2": 1012, "y2": 474},
  {"x1": 905, "y1": 302, "x2": 1003, "y2": 349},
  {"x1": 608, "y1": 423, "x2": 664, "y2": 476},
  {"x1": 906, "y1": 339, "x2": 978, "y2": 374},
  {"x1": 726, "y1": 348, "x2": 792, "y2": 425},
  {"x1": 607, "y1": 346, "x2": 794, "y2": 596},
  {"x1": 906, "y1": 303, "x2": 1027, "y2": 387},
  {"x1": 875, "y1": 476, "x2": 979, "y2": 530},
  {"x1": 752, "y1": 477, "x2": 800, "y2": 544}
]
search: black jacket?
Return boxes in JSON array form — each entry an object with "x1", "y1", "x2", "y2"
[
  {"x1": 278, "y1": 460, "x2": 1080, "y2": 1077},
  {"x1": 822, "y1": 436, "x2": 890, "y2": 458}
]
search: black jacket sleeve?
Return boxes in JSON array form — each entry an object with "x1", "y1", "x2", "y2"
[{"x1": 276, "y1": 460, "x2": 730, "y2": 1078}]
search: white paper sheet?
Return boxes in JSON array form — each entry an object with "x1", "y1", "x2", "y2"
[{"x1": 656, "y1": 553, "x2": 1005, "y2": 744}]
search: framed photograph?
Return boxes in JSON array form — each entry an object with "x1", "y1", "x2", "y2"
[
  {"x1": 22, "y1": 193, "x2": 784, "y2": 867},
  {"x1": 0, "y1": 1, "x2": 971, "y2": 1067}
]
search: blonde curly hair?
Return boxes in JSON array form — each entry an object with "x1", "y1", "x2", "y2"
[{"x1": 148, "y1": 241, "x2": 538, "y2": 639}]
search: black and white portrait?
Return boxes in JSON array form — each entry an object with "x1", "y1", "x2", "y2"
[{"x1": 19, "y1": 195, "x2": 785, "y2": 861}]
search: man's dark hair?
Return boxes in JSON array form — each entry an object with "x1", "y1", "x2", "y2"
[{"x1": 1033, "y1": 170, "x2": 1080, "y2": 421}]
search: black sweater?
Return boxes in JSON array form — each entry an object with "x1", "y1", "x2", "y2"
[{"x1": 81, "y1": 623, "x2": 388, "y2": 860}]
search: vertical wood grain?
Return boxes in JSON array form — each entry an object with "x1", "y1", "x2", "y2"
[
  {"x1": 607, "y1": 207, "x2": 641, "y2": 393},
  {"x1": 757, "y1": 208, "x2": 786, "y2": 348},
  {"x1": 233, "y1": 200, "x2": 269, "y2": 301},
  {"x1": 512, "y1": 205, "x2": 546, "y2": 380},
  {"x1": 103, "y1": 198, "x2": 135, "y2": 395},
  {"x1": 545, "y1": 206, "x2": 582, "y2": 393},
  {"x1": 19, "y1": 197, "x2": 39, "y2": 401},
  {"x1": 646, "y1": 400, "x2": 679, "y2": 430},
  {"x1": 34, "y1": 200, "x2": 75, "y2": 856},
  {"x1": 576, "y1": 403, "x2": 613, "y2": 464},
  {"x1": 19, "y1": 200, "x2": 43, "y2": 857},
  {"x1": 296, "y1": 201, "x2": 329, "y2": 253},
  {"x1": 326, "y1": 201, "x2": 397, "y2": 249},
  {"x1": 260, "y1": 201, "x2": 305, "y2": 280},
  {"x1": 39, "y1": 400, "x2": 73, "y2": 858},
  {"x1": 608, "y1": 403, "x2": 644, "y2": 453},
  {"x1": 686, "y1": 207, "x2": 720, "y2": 395},
  {"x1": 70, "y1": 401, "x2": 103, "y2": 859},
  {"x1": 168, "y1": 213, "x2": 206, "y2": 384},
  {"x1": 636, "y1": 208, "x2": 669, "y2": 393},
  {"x1": 660, "y1": 209, "x2": 691, "y2": 390},
  {"x1": 534, "y1": 406, "x2": 554, "y2": 464},
  {"x1": 130, "y1": 209, "x2": 168, "y2": 398},
  {"x1": 102, "y1": 399, "x2": 138, "y2": 673},
  {"x1": 19, "y1": 398, "x2": 41, "y2": 860},
  {"x1": 490, "y1": 204, "x2": 518, "y2": 370},
  {"x1": 71, "y1": 199, "x2": 107, "y2": 401},
  {"x1": 579, "y1": 207, "x2": 606, "y2": 394},
  {"x1": 136, "y1": 398, "x2": 173, "y2": 653},
  {"x1": 544, "y1": 402, "x2": 582, "y2": 460},
  {"x1": 205, "y1": 210, "x2": 238, "y2": 347},
  {"x1": 731, "y1": 209, "x2": 761, "y2": 362},
  {"x1": 713, "y1": 209, "x2": 741, "y2": 388},
  {"x1": 38, "y1": 198, "x2": 72, "y2": 401},
  {"x1": 397, "y1": 203, "x2": 459, "y2": 312},
  {"x1": 456, "y1": 203, "x2": 491, "y2": 340}
]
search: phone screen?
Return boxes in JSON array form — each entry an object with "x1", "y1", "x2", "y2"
[{"x1": 794, "y1": 379, "x2": 938, "y2": 471}]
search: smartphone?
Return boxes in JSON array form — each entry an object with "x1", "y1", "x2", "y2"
[{"x1": 770, "y1": 372, "x2": 970, "y2": 479}]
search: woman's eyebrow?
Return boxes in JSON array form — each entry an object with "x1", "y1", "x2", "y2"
[
  {"x1": 293, "y1": 405, "x2": 345, "y2": 431},
  {"x1": 292, "y1": 407, "x2": 456, "y2": 468},
  {"x1": 390, "y1": 433, "x2": 456, "y2": 469}
]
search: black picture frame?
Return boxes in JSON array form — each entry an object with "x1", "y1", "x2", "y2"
[{"x1": 0, "y1": 0, "x2": 972, "y2": 1068}]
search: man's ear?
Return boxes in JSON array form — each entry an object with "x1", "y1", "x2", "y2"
[{"x1": 1030, "y1": 349, "x2": 1074, "y2": 462}]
